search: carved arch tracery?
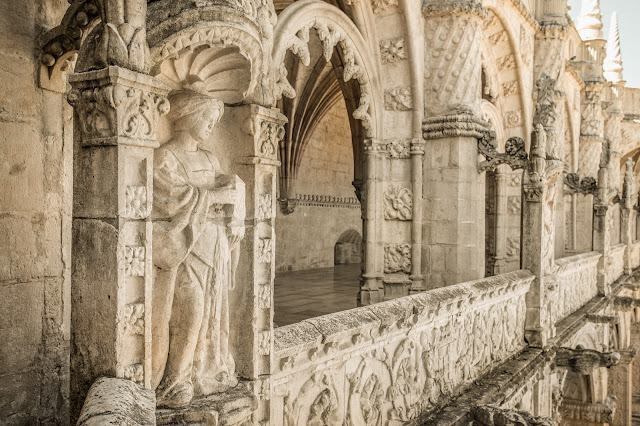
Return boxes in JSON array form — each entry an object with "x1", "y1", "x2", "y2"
[{"x1": 270, "y1": 0, "x2": 381, "y2": 211}]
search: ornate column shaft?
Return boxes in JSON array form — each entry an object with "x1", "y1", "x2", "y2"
[
  {"x1": 359, "y1": 139, "x2": 385, "y2": 305},
  {"x1": 410, "y1": 138, "x2": 425, "y2": 292},
  {"x1": 68, "y1": 66, "x2": 169, "y2": 417},
  {"x1": 609, "y1": 350, "x2": 635, "y2": 426},
  {"x1": 223, "y1": 104, "x2": 285, "y2": 423},
  {"x1": 421, "y1": 1, "x2": 487, "y2": 288},
  {"x1": 522, "y1": 125, "x2": 562, "y2": 347},
  {"x1": 622, "y1": 158, "x2": 636, "y2": 274},
  {"x1": 594, "y1": 140, "x2": 611, "y2": 295},
  {"x1": 493, "y1": 171, "x2": 508, "y2": 274}
]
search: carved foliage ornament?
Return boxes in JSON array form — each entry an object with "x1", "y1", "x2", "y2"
[
  {"x1": 68, "y1": 83, "x2": 169, "y2": 145},
  {"x1": 477, "y1": 131, "x2": 528, "y2": 172},
  {"x1": 258, "y1": 120, "x2": 285, "y2": 159},
  {"x1": 384, "y1": 244, "x2": 411, "y2": 273},
  {"x1": 380, "y1": 37, "x2": 408, "y2": 64},
  {"x1": 564, "y1": 173, "x2": 597, "y2": 196},
  {"x1": 384, "y1": 186, "x2": 412, "y2": 221},
  {"x1": 384, "y1": 87, "x2": 413, "y2": 111}
]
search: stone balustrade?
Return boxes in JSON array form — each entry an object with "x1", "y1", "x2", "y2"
[
  {"x1": 608, "y1": 243, "x2": 627, "y2": 285},
  {"x1": 270, "y1": 270, "x2": 533, "y2": 424},
  {"x1": 548, "y1": 252, "x2": 601, "y2": 324}
]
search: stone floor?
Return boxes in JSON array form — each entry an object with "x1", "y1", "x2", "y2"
[{"x1": 273, "y1": 264, "x2": 361, "y2": 326}]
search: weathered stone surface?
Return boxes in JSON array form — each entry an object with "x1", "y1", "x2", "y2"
[{"x1": 76, "y1": 377, "x2": 155, "y2": 426}]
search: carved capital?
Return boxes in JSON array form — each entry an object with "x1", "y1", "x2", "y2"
[
  {"x1": 594, "y1": 203, "x2": 608, "y2": 216},
  {"x1": 556, "y1": 347, "x2": 620, "y2": 375},
  {"x1": 68, "y1": 67, "x2": 170, "y2": 147}
]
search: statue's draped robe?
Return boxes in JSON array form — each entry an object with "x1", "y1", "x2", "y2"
[{"x1": 151, "y1": 141, "x2": 243, "y2": 403}]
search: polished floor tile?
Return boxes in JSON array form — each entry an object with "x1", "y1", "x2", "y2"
[{"x1": 273, "y1": 264, "x2": 361, "y2": 327}]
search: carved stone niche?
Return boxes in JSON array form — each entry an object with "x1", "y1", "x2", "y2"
[{"x1": 555, "y1": 347, "x2": 620, "y2": 375}]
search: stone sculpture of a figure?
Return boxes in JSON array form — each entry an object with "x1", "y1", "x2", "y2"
[{"x1": 151, "y1": 87, "x2": 245, "y2": 408}]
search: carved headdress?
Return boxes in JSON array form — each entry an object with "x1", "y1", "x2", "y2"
[{"x1": 168, "y1": 79, "x2": 225, "y2": 132}]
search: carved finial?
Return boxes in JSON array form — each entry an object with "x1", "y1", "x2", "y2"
[
  {"x1": 603, "y1": 12, "x2": 625, "y2": 84},
  {"x1": 577, "y1": 0, "x2": 603, "y2": 41}
]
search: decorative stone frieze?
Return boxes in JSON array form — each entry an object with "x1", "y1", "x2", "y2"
[
  {"x1": 384, "y1": 186, "x2": 412, "y2": 221},
  {"x1": 272, "y1": 271, "x2": 533, "y2": 424},
  {"x1": 561, "y1": 396, "x2": 616, "y2": 424},
  {"x1": 379, "y1": 37, "x2": 407, "y2": 64},
  {"x1": 423, "y1": 114, "x2": 488, "y2": 140}
]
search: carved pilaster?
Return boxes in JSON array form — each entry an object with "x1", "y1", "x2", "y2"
[
  {"x1": 594, "y1": 139, "x2": 612, "y2": 295},
  {"x1": 579, "y1": 84, "x2": 605, "y2": 179},
  {"x1": 522, "y1": 125, "x2": 563, "y2": 347},
  {"x1": 359, "y1": 139, "x2": 386, "y2": 305},
  {"x1": 68, "y1": 67, "x2": 169, "y2": 418}
]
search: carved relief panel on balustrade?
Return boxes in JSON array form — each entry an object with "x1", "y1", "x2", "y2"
[{"x1": 271, "y1": 271, "x2": 533, "y2": 424}]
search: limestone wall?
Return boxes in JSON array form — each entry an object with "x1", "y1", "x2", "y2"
[
  {"x1": 275, "y1": 101, "x2": 361, "y2": 272},
  {"x1": 0, "y1": 1, "x2": 71, "y2": 424},
  {"x1": 271, "y1": 270, "x2": 533, "y2": 424}
]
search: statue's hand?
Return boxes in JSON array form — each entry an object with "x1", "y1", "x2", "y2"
[{"x1": 227, "y1": 226, "x2": 245, "y2": 245}]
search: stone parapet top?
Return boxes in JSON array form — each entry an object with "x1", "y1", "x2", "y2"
[
  {"x1": 553, "y1": 251, "x2": 601, "y2": 275},
  {"x1": 274, "y1": 269, "x2": 534, "y2": 361}
]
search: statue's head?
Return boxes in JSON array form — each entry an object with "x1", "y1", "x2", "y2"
[{"x1": 168, "y1": 87, "x2": 224, "y2": 143}]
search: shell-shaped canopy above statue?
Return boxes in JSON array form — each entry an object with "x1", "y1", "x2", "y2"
[{"x1": 157, "y1": 44, "x2": 252, "y2": 104}]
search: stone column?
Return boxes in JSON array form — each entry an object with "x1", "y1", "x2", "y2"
[
  {"x1": 522, "y1": 126, "x2": 562, "y2": 347},
  {"x1": 410, "y1": 138, "x2": 426, "y2": 292},
  {"x1": 493, "y1": 171, "x2": 509, "y2": 274},
  {"x1": 68, "y1": 67, "x2": 169, "y2": 417},
  {"x1": 609, "y1": 350, "x2": 635, "y2": 426},
  {"x1": 594, "y1": 140, "x2": 611, "y2": 295},
  {"x1": 422, "y1": 1, "x2": 486, "y2": 288},
  {"x1": 622, "y1": 158, "x2": 636, "y2": 274},
  {"x1": 359, "y1": 139, "x2": 385, "y2": 305}
]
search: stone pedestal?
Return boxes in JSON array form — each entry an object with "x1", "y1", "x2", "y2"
[
  {"x1": 221, "y1": 104, "x2": 286, "y2": 423},
  {"x1": 68, "y1": 66, "x2": 170, "y2": 418}
]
